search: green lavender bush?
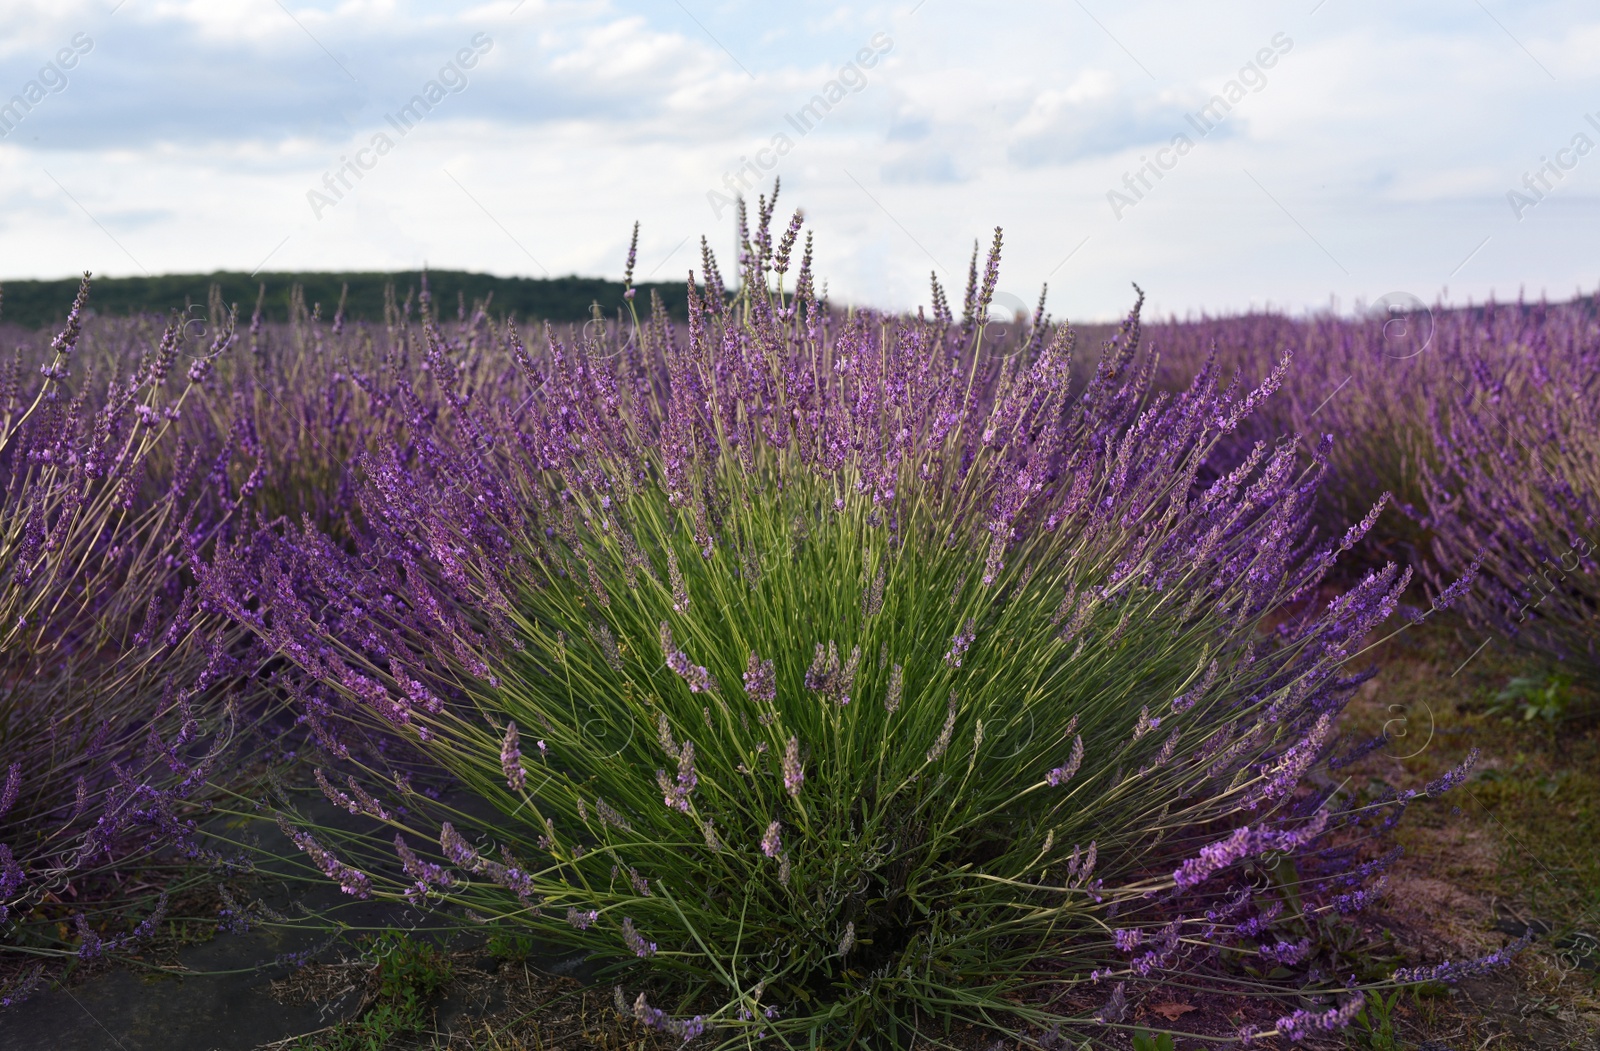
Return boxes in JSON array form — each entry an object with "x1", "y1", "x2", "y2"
[{"x1": 199, "y1": 209, "x2": 1451, "y2": 1048}]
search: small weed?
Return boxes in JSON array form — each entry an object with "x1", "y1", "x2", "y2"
[
  {"x1": 290, "y1": 931, "x2": 454, "y2": 1050},
  {"x1": 1345, "y1": 988, "x2": 1401, "y2": 1051},
  {"x1": 1131, "y1": 1029, "x2": 1175, "y2": 1051},
  {"x1": 1489, "y1": 673, "x2": 1577, "y2": 731},
  {"x1": 486, "y1": 930, "x2": 536, "y2": 963}
]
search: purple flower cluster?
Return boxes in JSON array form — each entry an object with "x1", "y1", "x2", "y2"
[
  {"x1": 656, "y1": 739, "x2": 698, "y2": 813},
  {"x1": 660, "y1": 623, "x2": 716, "y2": 693},
  {"x1": 623, "y1": 990, "x2": 706, "y2": 1041},
  {"x1": 501, "y1": 720, "x2": 526, "y2": 792},
  {"x1": 781, "y1": 736, "x2": 804, "y2": 798},
  {"x1": 804, "y1": 640, "x2": 859, "y2": 706},
  {"x1": 1046, "y1": 736, "x2": 1084, "y2": 787},
  {"x1": 743, "y1": 650, "x2": 776, "y2": 703},
  {"x1": 1266, "y1": 993, "x2": 1367, "y2": 1041},
  {"x1": 1172, "y1": 811, "x2": 1330, "y2": 891},
  {"x1": 943, "y1": 620, "x2": 975, "y2": 668},
  {"x1": 393, "y1": 834, "x2": 453, "y2": 904},
  {"x1": 621, "y1": 916, "x2": 657, "y2": 958},
  {"x1": 1391, "y1": 932, "x2": 1531, "y2": 984},
  {"x1": 278, "y1": 816, "x2": 372, "y2": 899}
]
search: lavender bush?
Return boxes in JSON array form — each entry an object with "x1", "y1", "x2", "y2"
[
  {"x1": 191, "y1": 204, "x2": 1468, "y2": 1047},
  {"x1": 0, "y1": 280, "x2": 271, "y2": 999},
  {"x1": 1144, "y1": 295, "x2": 1600, "y2": 582},
  {"x1": 1421, "y1": 304, "x2": 1600, "y2": 677}
]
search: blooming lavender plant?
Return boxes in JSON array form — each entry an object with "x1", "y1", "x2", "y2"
[
  {"x1": 1418, "y1": 300, "x2": 1600, "y2": 676},
  {"x1": 1, "y1": 280, "x2": 280, "y2": 989},
  {"x1": 195, "y1": 201, "x2": 1435, "y2": 1047}
]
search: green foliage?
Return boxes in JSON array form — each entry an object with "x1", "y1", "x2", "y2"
[
  {"x1": 1490, "y1": 673, "x2": 1578, "y2": 727},
  {"x1": 1131, "y1": 1029, "x2": 1176, "y2": 1051},
  {"x1": 292, "y1": 932, "x2": 454, "y2": 1051},
  {"x1": 485, "y1": 930, "x2": 536, "y2": 963},
  {"x1": 1345, "y1": 988, "x2": 1401, "y2": 1051}
]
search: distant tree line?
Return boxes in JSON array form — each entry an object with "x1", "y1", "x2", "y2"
[{"x1": 0, "y1": 270, "x2": 694, "y2": 331}]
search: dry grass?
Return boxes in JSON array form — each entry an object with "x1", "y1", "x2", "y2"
[{"x1": 1328, "y1": 621, "x2": 1600, "y2": 1050}]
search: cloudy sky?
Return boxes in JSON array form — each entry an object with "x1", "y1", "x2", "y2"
[{"x1": 0, "y1": 0, "x2": 1596, "y2": 320}]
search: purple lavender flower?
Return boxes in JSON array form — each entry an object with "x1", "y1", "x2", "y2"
[
  {"x1": 278, "y1": 816, "x2": 372, "y2": 898},
  {"x1": 1273, "y1": 993, "x2": 1366, "y2": 1038},
  {"x1": 1047, "y1": 735, "x2": 1084, "y2": 786},
  {"x1": 656, "y1": 739, "x2": 698, "y2": 813},
  {"x1": 501, "y1": 720, "x2": 526, "y2": 792},
  {"x1": 440, "y1": 821, "x2": 484, "y2": 873},
  {"x1": 626, "y1": 991, "x2": 706, "y2": 1041},
  {"x1": 621, "y1": 916, "x2": 657, "y2": 957},
  {"x1": 744, "y1": 649, "x2": 776, "y2": 703},
  {"x1": 803, "y1": 640, "x2": 858, "y2": 704},
  {"x1": 660, "y1": 623, "x2": 716, "y2": 693},
  {"x1": 1392, "y1": 933, "x2": 1531, "y2": 983},
  {"x1": 1430, "y1": 557, "x2": 1481, "y2": 612},
  {"x1": 782, "y1": 736, "x2": 804, "y2": 798},
  {"x1": 567, "y1": 906, "x2": 598, "y2": 929},
  {"x1": 1249, "y1": 713, "x2": 1335, "y2": 808},
  {"x1": 761, "y1": 820, "x2": 782, "y2": 858},
  {"x1": 595, "y1": 797, "x2": 632, "y2": 831},
  {"x1": 1257, "y1": 937, "x2": 1312, "y2": 965},
  {"x1": 885, "y1": 663, "x2": 904, "y2": 714},
  {"x1": 1132, "y1": 706, "x2": 1159, "y2": 741},
  {"x1": 394, "y1": 833, "x2": 453, "y2": 904},
  {"x1": 0, "y1": 845, "x2": 23, "y2": 899},
  {"x1": 0, "y1": 764, "x2": 19, "y2": 819},
  {"x1": 943, "y1": 619, "x2": 976, "y2": 668},
  {"x1": 1424, "y1": 747, "x2": 1480, "y2": 796}
]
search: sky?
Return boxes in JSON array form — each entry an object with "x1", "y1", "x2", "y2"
[{"x1": 0, "y1": 0, "x2": 1597, "y2": 322}]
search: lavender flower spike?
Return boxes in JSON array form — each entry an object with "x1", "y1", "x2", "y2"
[
  {"x1": 1424, "y1": 747, "x2": 1480, "y2": 796},
  {"x1": 761, "y1": 820, "x2": 782, "y2": 858},
  {"x1": 744, "y1": 650, "x2": 776, "y2": 703},
  {"x1": 1047, "y1": 735, "x2": 1084, "y2": 786},
  {"x1": 0, "y1": 764, "x2": 19, "y2": 819},
  {"x1": 782, "y1": 736, "x2": 804, "y2": 798},
  {"x1": 621, "y1": 916, "x2": 657, "y2": 957},
  {"x1": 656, "y1": 739, "x2": 698, "y2": 812},
  {"x1": 943, "y1": 619, "x2": 976, "y2": 668},
  {"x1": 501, "y1": 720, "x2": 526, "y2": 792}
]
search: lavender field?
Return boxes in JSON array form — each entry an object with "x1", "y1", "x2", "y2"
[{"x1": 0, "y1": 203, "x2": 1595, "y2": 1050}]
